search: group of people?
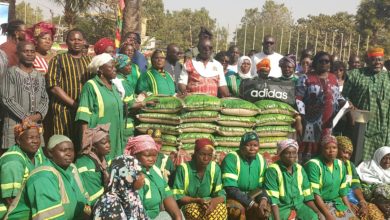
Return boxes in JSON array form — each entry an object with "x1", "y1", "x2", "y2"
[{"x1": 0, "y1": 18, "x2": 389, "y2": 220}]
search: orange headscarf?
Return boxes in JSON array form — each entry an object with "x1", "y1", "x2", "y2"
[
  {"x1": 14, "y1": 119, "x2": 42, "y2": 139},
  {"x1": 367, "y1": 47, "x2": 384, "y2": 58},
  {"x1": 256, "y1": 58, "x2": 271, "y2": 72}
]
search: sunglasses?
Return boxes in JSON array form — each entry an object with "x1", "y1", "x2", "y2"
[{"x1": 318, "y1": 59, "x2": 330, "y2": 64}]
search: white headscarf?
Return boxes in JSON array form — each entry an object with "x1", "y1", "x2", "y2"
[
  {"x1": 357, "y1": 146, "x2": 390, "y2": 184},
  {"x1": 237, "y1": 56, "x2": 254, "y2": 79},
  {"x1": 88, "y1": 53, "x2": 113, "y2": 73}
]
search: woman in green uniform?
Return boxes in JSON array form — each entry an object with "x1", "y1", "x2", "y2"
[
  {"x1": 221, "y1": 131, "x2": 270, "y2": 220},
  {"x1": 264, "y1": 139, "x2": 320, "y2": 220},
  {"x1": 6, "y1": 135, "x2": 89, "y2": 220},
  {"x1": 118, "y1": 43, "x2": 141, "y2": 92},
  {"x1": 304, "y1": 135, "x2": 356, "y2": 219},
  {"x1": 76, "y1": 53, "x2": 124, "y2": 159},
  {"x1": 125, "y1": 135, "x2": 182, "y2": 220},
  {"x1": 173, "y1": 138, "x2": 227, "y2": 220},
  {"x1": 0, "y1": 120, "x2": 46, "y2": 219},
  {"x1": 75, "y1": 124, "x2": 111, "y2": 206},
  {"x1": 225, "y1": 56, "x2": 253, "y2": 97},
  {"x1": 136, "y1": 49, "x2": 176, "y2": 96}
]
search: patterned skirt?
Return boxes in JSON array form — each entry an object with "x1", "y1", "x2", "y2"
[{"x1": 182, "y1": 202, "x2": 227, "y2": 220}]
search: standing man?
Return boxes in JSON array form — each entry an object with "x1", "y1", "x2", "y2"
[
  {"x1": 227, "y1": 45, "x2": 240, "y2": 73},
  {"x1": 348, "y1": 54, "x2": 361, "y2": 70},
  {"x1": 164, "y1": 43, "x2": 182, "y2": 87},
  {"x1": 122, "y1": 32, "x2": 148, "y2": 73},
  {"x1": 252, "y1": 35, "x2": 283, "y2": 78},
  {"x1": 179, "y1": 39, "x2": 229, "y2": 97},
  {"x1": 342, "y1": 47, "x2": 390, "y2": 160},
  {"x1": 46, "y1": 29, "x2": 91, "y2": 147}
]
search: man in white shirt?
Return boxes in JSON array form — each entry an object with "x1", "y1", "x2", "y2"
[
  {"x1": 178, "y1": 39, "x2": 229, "y2": 97},
  {"x1": 251, "y1": 35, "x2": 283, "y2": 78}
]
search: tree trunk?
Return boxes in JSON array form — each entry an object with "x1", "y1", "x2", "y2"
[
  {"x1": 121, "y1": 0, "x2": 141, "y2": 42},
  {"x1": 7, "y1": 0, "x2": 16, "y2": 21}
]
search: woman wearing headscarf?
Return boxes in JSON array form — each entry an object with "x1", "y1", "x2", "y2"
[
  {"x1": 136, "y1": 49, "x2": 176, "y2": 96},
  {"x1": 94, "y1": 37, "x2": 115, "y2": 56},
  {"x1": 221, "y1": 131, "x2": 270, "y2": 220},
  {"x1": 76, "y1": 53, "x2": 124, "y2": 159},
  {"x1": 0, "y1": 120, "x2": 46, "y2": 219},
  {"x1": 226, "y1": 56, "x2": 253, "y2": 97},
  {"x1": 118, "y1": 43, "x2": 141, "y2": 92},
  {"x1": 279, "y1": 54, "x2": 298, "y2": 83},
  {"x1": 92, "y1": 155, "x2": 149, "y2": 220},
  {"x1": 336, "y1": 136, "x2": 384, "y2": 219},
  {"x1": 264, "y1": 139, "x2": 320, "y2": 220},
  {"x1": 173, "y1": 138, "x2": 227, "y2": 220},
  {"x1": 75, "y1": 124, "x2": 111, "y2": 206},
  {"x1": 125, "y1": 135, "x2": 182, "y2": 220},
  {"x1": 6, "y1": 135, "x2": 89, "y2": 220},
  {"x1": 304, "y1": 135, "x2": 356, "y2": 219},
  {"x1": 25, "y1": 22, "x2": 56, "y2": 73}
]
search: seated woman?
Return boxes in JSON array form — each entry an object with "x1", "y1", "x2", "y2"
[
  {"x1": 264, "y1": 139, "x2": 320, "y2": 220},
  {"x1": 173, "y1": 138, "x2": 227, "y2": 220},
  {"x1": 225, "y1": 56, "x2": 253, "y2": 97},
  {"x1": 336, "y1": 136, "x2": 384, "y2": 219},
  {"x1": 136, "y1": 49, "x2": 176, "y2": 96},
  {"x1": 125, "y1": 135, "x2": 182, "y2": 220},
  {"x1": 75, "y1": 124, "x2": 111, "y2": 206},
  {"x1": 221, "y1": 131, "x2": 270, "y2": 220},
  {"x1": 6, "y1": 135, "x2": 89, "y2": 220},
  {"x1": 304, "y1": 135, "x2": 356, "y2": 219},
  {"x1": 0, "y1": 120, "x2": 46, "y2": 218},
  {"x1": 92, "y1": 155, "x2": 149, "y2": 219}
]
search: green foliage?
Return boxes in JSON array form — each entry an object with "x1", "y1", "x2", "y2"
[
  {"x1": 51, "y1": 0, "x2": 98, "y2": 28},
  {"x1": 74, "y1": 14, "x2": 116, "y2": 45},
  {"x1": 15, "y1": 1, "x2": 44, "y2": 26}
]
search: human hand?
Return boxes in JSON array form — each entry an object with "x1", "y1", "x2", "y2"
[
  {"x1": 258, "y1": 198, "x2": 269, "y2": 217},
  {"x1": 133, "y1": 173, "x2": 145, "y2": 190},
  {"x1": 205, "y1": 198, "x2": 218, "y2": 216},
  {"x1": 358, "y1": 201, "x2": 368, "y2": 217}
]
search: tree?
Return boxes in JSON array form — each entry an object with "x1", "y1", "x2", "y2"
[
  {"x1": 121, "y1": 0, "x2": 142, "y2": 40},
  {"x1": 142, "y1": 0, "x2": 165, "y2": 37},
  {"x1": 8, "y1": 0, "x2": 16, "y2": 21},
  {"x1": 51, "y1": 0, "x2": 97, "y2": 29},
  {"x1": 75, "y1": 13, "x2": 116, "y2": 44},
  {"x1": 15, "y1": 1, "x2": 44, "y2": 26}
]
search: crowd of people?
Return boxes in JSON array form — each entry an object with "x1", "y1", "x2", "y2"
[{"x1": 0, "y1": 18, "x2": 390, "y2": 220}]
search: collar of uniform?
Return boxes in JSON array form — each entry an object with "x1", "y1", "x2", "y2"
[
  {"x1": 318, "y1": 155, "x2": 340, "y2": 169},
  {"x1": 237, "y1": 150, "x2": 256, "y2": 164},
  {"x1": 188, "y1": 158, "x2": 212, "y2": 174},
  {"x1": 94, "y1": 75, "x2": 116, "y2": 90},
  {"x1": 49, "y1": 159, "x2": 73, "y2": 177},
  {"x1": 151, "y1": 67, "x2": 167, "y2": 75},
  {"x1": 195, "y1": 55, "x2": 214, "y2": 62},
  {"x1": 276, "y1": 160, "x2": 296, "y2": 173}
]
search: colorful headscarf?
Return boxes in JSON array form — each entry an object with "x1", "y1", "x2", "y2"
[
  {"x1": 367, "y1": 47, "x2": 384, "y2": 58},
  {"x1": 124, "y1": 135, "x2": 158, "y2": 156},
  {"x1": 279, "y1": 54, "x2": 296, "y2": 67},
  {"x1": 256, "y1": 58, "x2": 271, "y2": 73},
  {"x1": 240, "y1": 131, "x2": 259, "y2": 148},
  {"x1": 14, "y1": 119, "x2": 42, "y2": 139},
  {"x1": 47, "y1": 135, "x2": 72, "y2": 150},
  {"x1": 81, "y1": 124, "x2": 110, "y2": 186},
  {"x1": 25, "y1": 22, "x2": 56, "y2": 44},
  {"x1": 93, "y1": 155, "x2": 149, "y2": 219},
  {"x1": 88, "y1": 53, "x2": 113, "y2": 73},
  {"x1": 94, "y1": 38, "x2": 115, "y2": 55},
  {"x1": 277, "y1": 139, "x2": 299, "y2": 155},
  {"x1": 237, "y1": 56, "x2": 254, "y2": 79},
  {"x1": 336, "y1": 136, "x2": 353, "y2": 153},
  {"x1": 195, "y1": 138, "x2": 214, "y2": 152},
  {"x1": 320, "y1": 135, "x2": 337, "y2": 147},
  {"x1": 115, "y1": 53, "x2": 131, "y2": 70}
]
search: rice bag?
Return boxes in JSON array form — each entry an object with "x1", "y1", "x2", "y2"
[
  {"x1": 214, "y1": 136, "x2": 241, "y2": 147},
  {"x1": 180, "y1": 123, "x2": 218, "y2": 133},
  {"x1": 161, "y1": 134, "x2": 178, "y2": 146},
  {"x1": 181, "y1": 111, "x2": 219, "y2": 123},
  {"x1": 178, "y1": 133, "x2": 214, "y2": 144},
  {"x1": 137, "y1": 113, "x2": 181, "y2": 125},
  {"x1": 136, "y1": 123, "x2": 180, "y2": 135},
  {"x1": 217, "y1": 126, "x2": 253, "y2": 137},
  {"x1": 142, "y1": 96, "x2": 183, "y2": 113},
  {"x1": 183, "y1": 94, "x2": 221, "y2": 111},
  {"x1": 220, "y1": 97, "x2": 259, "y2": 116},
  {"x1": 255, "y1": 100, "x2": 297, "y2": 116},
  {"x1": 256, "y1": 114, "x2": 295, "y2": 126},
  {"x1": 217, "y1": 114, "x2": 256, "y2": 128}
]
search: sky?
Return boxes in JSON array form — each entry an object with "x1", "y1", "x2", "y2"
[{"x1": 18, "y1": 0, "x2": 361, "y2": 38}]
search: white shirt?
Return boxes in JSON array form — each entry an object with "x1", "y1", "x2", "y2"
[
  {"x1": 179, "y1": 58, "x2": 227, "y2": 86},
  {"x1": 251, "y1": 51, "x2": 284, "y2": 78},
  {"x1": 227, "y1": 64, "x2": 238, "y2": 73}
]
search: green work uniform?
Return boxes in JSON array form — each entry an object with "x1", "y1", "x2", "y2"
[
  {"x1": 155, "y1": 153, "x2": 175, "y2": 184},
  {"x1": 6, "y1": 160, "x2": 88, "y2": 220},
  {"x1": 117, "y1": 73, "x2": 137, "y2": 145},
  {"x1": 221, "y1": 151, "x2": 267, "y2": 192},
  {"x1": 76, "y1": 75, "x2": 124, "y2": 159},
  {"x1": 0, "y1": 145, "x2": 46, "y2": 218},
  {"x1": 136, "y1": 68, "x2": 176, "y2": 96},
  {"x1": 264, "y1": 161, "x2": 318, "y2": 220},
  {"x1": 225, "y1": 73, "x2": 241, "y2": 97},
  {"x1": 75, "y1": 155, "x2": 104, "y2": 206},
  {"x1": 344, "y1": 160, "x2": 361, "y2": 190},
  {"x1": 139, "y1": 165, "x2": 173, "y2": 219},
  {"x1": 304, "y1": 157, "x2": 348, "y2": 211},
  {"x1": 173, "y1": 159, "x2": 226, "y2": 201}
]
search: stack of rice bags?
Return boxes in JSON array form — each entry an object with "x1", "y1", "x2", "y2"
[
  {"x1": 179, "y1": 94, "x2": 220, "y2": 154},
  {"x1": 215, "y1": 98, "x2": 258, "y2": 161},
  {"x1": 254, "y1": 100, "x2": 297, "y2": 154},
  {"x1": 135, "y1": 95, "x2": 183, "y2": 154}
]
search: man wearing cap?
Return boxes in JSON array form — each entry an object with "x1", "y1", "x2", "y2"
[
  {"x1": 342, "y1": 47, "x2": 390, "y2": 160},
  {"x1": 251, "y1": 35, "x2": 283, "y2": 78}
]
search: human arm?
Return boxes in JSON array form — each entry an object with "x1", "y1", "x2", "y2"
[
  {"x1": 75, "y1": 82, "x2": 96, "y2": 127},
  {"x1": 271, "y1": 205, "x2": 281, "y2": 220},
  {"x1": 1, "y1": 160, "x2": 25, "y2": 206},
  {"x1": 264, "y1": 166, "x2": 281, "y2": 219},
  {"x1": 36, "y1": 76, "x2": 49, "y2": 120},
  {"x1": 218, "y1": 86, "x2": 230, "y2": 97},
  {"x1": 135, "y1": 72, "x2": 152, "y2": 95},
  {"x1": 163, "y1": 196, "x2": 182, "y2": 220}
]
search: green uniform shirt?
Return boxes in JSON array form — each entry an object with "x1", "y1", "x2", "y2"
[
  {"x1": 344, "y1": 160, "x2": 361, "y2": 190},
  {"x1": 221, "y1": 151, "x2": 267, "y2": 192},
  {"x1": 136, "y1": 68, "x2": 176, "y2": 96},
  {"x1": 139, "y1": 165, "x2": 173, "y2": 219},
  {"x1": 125, "y1": 63, "x2": 141, "y2": 93},
  {"x1": 76, "y1": 75, "x2": 124, "y2": 159},
  {"x1": 304, "y1": 157, "x2": 348, "y2": 211},
  {"x1": 173, "y1": 159, "x2": 226, "y2": 201},
  {"x1": 75, "y1": 155, "x2": 104, "y2": 206},
  {"x1": 7, "y1": 160, "x2": 88, "y2": 220},
  {"x1": 0, "y1": 145, "x2": 46, "y2": 218},
  {"x1": 155, "y1": 153, "x2": 175, "y2": 177},
  {"x1": 342, "y1": 68, "x2": 390, "y2": 160}
]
